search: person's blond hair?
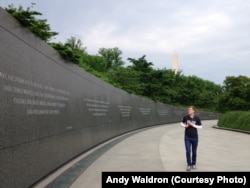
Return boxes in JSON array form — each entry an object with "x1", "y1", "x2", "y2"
[{"x1": 188, "y1": 105, "x2": 196, "y2": 111}]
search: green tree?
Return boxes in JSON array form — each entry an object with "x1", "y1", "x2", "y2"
[
  {"x1": 127, "y1": 55, "x2": 154, "y2": 96},
  {"x1": 49, "y1": 42, "x2": 81, "y2": 64},
  {"x1": 155, "y1": 68, "x2": 181, "y2": 104},
  {"x1": 65, "y1": 36, "x2": 87, "y2": 52},
  {"x1": 196, "y1": 80, "x2": 221, "y2": 111},
  {"x1": 80, "y1": 54, "x2": 107, "y2": 72},
  {"x1": 49, "y1": 37, "x2": 87, "y2": 64},
  {"x1": 128, "y1": 55, "x2": 153, "y2": 72},
  {"x1": 107, "y1": 66, "x2": 142, "y2": 94},
  {"x1": 5, "y1": 3, "x2": 58, "y2": 42},
  {"x1": 218, "y1": 75, "x2": 250, "y2": 112},
  {"x1": 98, "y1": 47, "x2": 124, "y2": 70}
]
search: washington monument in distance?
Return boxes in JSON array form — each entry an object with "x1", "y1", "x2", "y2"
[{"x1": 172, "y1": 51, "x2": 179, "y2": 75}]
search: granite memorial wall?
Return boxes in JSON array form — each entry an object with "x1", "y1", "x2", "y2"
[{"x1": 0, "y1": 7, "x2": 220, "y2": 188}]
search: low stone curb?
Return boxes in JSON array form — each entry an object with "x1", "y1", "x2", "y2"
[{"x1": 212, "y1": 125, "x2": 250, "y2": 134}]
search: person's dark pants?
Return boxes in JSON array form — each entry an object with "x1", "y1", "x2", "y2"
[{"x1": 184, "y1": 136, "x2": 198, "y2": 166}]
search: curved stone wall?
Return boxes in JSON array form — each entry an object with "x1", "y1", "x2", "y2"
[{"x1": 0, "y1": 8, "x2": 220, "y2": 188}]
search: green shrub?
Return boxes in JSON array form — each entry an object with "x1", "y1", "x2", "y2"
[
  {"x1": 218, "y1": 111, "x2": 250, "y2": 131},
  {"x1": 238, "y1": 113, "x2": 250, "y2": 131}
]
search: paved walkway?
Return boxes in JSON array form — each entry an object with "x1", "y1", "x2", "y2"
[{"x1": 34, "y1": 120, "x2": 250, "y2": 188}]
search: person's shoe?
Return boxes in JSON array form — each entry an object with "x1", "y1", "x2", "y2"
[
  {"x1": 191, "y1": 165, "x2": 197, "y2": 169},
  {"x1": 186, "y1": 166, "x2": 191, "y2": 171}
]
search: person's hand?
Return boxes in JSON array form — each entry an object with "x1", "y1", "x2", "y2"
[{"x1": 187, "y1": 122, "x2": 193, "y2": 127}]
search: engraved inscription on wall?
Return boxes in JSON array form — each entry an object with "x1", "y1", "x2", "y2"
[
  {"x1": 118, "y1": 105, "x2": 132, "y2": 117},
  {"x1": 174, "y1": 110, "x2": 184, "y2": 116},
  {"x1": 84, "y1": 98, "x2": 110, "y2": 116},
  {"x1": 0, "y1": 71, "x2": 70, "y2": 115},
  {"x1": 157, "y1": 109, "x2": 169, "y2": 116},
  {"x1": 138, "y1": 107, "x2": 151, "y2": 115}
]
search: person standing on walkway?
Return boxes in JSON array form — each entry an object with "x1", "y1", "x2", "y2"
[{"x1": 180, "y1": 106, "x2": 202, "y2": 171}]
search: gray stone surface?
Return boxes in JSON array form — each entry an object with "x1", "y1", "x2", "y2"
[{"x1": 0, "y1": 7, "x2": 221, "y2": 188}]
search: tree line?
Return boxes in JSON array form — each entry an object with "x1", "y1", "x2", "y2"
[{"x1": 5, "y1": 4, "x2": 250, "y2": 113}]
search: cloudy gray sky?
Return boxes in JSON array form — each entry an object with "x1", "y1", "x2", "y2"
[{"x1": 1, "y1": 0, "x2": 249, "y2": 85}]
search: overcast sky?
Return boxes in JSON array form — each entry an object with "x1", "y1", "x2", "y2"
[{"x1": 1, "y1": 0, "x2": 249, "y2": 85}]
